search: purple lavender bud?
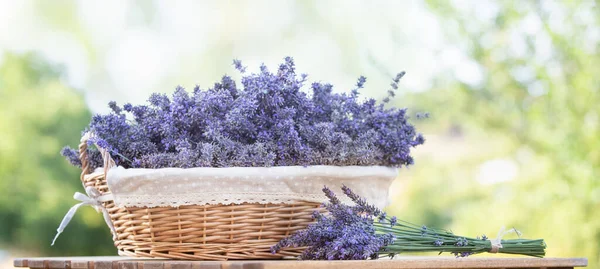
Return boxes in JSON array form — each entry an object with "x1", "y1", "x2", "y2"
[
  {"x1": 434, "y1": 239, "x2": 444, "y2": 246},
  {"x1": 356, "y1": 76, "x2": 367, "y2": 88},
  {"x1": 413, "y1": 134, "x2": 426, "y2": 146},
  {"x1": 93, "y1": 138, "x2": 111, "y2": 150},
  {"x1": 311, "y1": 210, "x2": 324, "y2": 220},
  {"x1": 60, "y1": 146, "x2": 81, "y2": 167},
  {"x1": 387, "y1": 90, "x2": 396, "y2": 98},
  {"x1": 393, "y1": 71, "x2": 406, "y2": 83},
  {"x1": 232, "y1": 59, "x2": 246, "y2": 73},
  {"x1": 378, "y1": 212, "x2": 387, "y2": 223},
  {"x1": 284, "y1": 56, "x2": 294, "y2": 66},
  {"x1": 108, "y1": 101, "x2": 122, "y2": 114},
  {"x1": 390, "y1": 216, "x2": 397, "y2": 227},
  {"x1": 148, "y1": 93, "x2": 170, "y2": 109},
  {"x1": 453, "y1": 252, "x2": 472, "y2": 258},
  {"x1": 416, "y1": 112, "x2": 430, "y2": 119},
  {"x1": 96, "y1": 139, "x2": 109, "y2": 150},
  {"x1": 455, "y1": 237, "x2": 468, "y2": 247},
  {"x1": 322, "y1": 186, "x2": 341, "y2": 204},
  {"x1": 123, "y1": 103, "x2": 133, "y2": 112},
  {"x1": 341, "y1": 185, "x2": 382, "y2": 217},
  {"x1": 259, "y1": 63, "x2": 268, "y2": 73}
]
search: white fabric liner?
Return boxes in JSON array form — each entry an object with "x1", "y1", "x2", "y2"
[{"x1": 106, "y1": 165, "x2": 398, "y2": 208}]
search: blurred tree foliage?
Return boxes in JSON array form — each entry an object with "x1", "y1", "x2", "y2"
[
  {"x1": 0, "y1": 53, "x2": 115, "y2": 255},
  {"x1": 393, "y1": 0, "x2": 598, "y2": 267}
]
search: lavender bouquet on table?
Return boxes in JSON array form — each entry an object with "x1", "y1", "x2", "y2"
[{"x1": 271, "y1": 186, "x2": 546, "y2": 260}]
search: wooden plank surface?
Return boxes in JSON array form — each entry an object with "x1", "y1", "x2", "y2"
[{"x1": 13, "y1": 256, "x2": 588, "y2": 269}]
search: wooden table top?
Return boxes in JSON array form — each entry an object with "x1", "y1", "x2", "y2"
[{"x1": 13, "y1": 256, "x2": 588, "y2": 269}]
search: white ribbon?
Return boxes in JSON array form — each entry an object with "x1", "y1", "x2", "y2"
[
  {"x1": 51, "y1": 186, "x2": 116, "y2": 246},
  {"x1": 489, "y1": 226, "x2": 522, "y2": 253}
]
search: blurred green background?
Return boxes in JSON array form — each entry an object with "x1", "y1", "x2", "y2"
[{"x1": 0, "y1": 1, "x2": 598, "y2": 268}]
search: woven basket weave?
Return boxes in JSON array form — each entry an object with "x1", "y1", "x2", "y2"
[{"x1": 78, "y1": 138, "x2": 320, "y2": 260}]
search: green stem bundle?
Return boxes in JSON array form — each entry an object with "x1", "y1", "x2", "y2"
[{"x1": 374, "y1": 219, "x2": 546, "y2": 258}]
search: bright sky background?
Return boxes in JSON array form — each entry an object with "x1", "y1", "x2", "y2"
[{"x1": 0, "y1": 0, "x2": 484, "y2": 113}]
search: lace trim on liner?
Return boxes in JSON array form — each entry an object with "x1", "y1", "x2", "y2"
[{"x1": 108, "y1": 192, "x2": 356, "y2": 207}]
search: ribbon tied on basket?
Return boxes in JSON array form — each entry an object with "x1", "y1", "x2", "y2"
[{"x1": 51, "y1": 186, "x2": 116, "y2": 246}]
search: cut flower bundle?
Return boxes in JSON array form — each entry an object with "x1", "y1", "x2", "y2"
[{"x1": 272, "y1": 186, "x2": 546, "y2": 260}]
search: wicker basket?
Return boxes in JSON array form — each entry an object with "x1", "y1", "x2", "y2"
[{"x1": 78, "y1": 138, "x2": 320, "y2": 260}]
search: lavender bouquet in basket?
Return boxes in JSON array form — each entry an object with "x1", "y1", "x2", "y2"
[
  {"x1": 271, "y1": 186, "x2": 546, "y2": 260},
  {"x1": 61, "y1": 57, "x2": 424, "y2": 170}
]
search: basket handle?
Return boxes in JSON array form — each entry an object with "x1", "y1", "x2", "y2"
[{"x1": 79, "y1": 132, "x2": 116, "y2": 183}]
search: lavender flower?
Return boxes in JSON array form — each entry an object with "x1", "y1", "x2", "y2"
[
  {"x1": 60, "y1": 147, "x2": 81, "y2": 167},
  {"x1": 61, "y1": 57, "x2": 425, "y2": 170},
  {"x1": 273, "y1": 186, "x2": 546, "y2": 260},
  {"x1": 356, "y1": 76, "x2": 367, "y2": 88},
  {"x1": 271, "y1": 187, "x2": 394, "y2": 260},
  {"x1": 233, "y1": 59, "x2": 246, "y2": 73},
  {"x1": 378, "y1": 212, "x2": 387, "y2": 223},
  {"x1": 455, "y1": 237, "x2": 468, "y2": 247},
  {"x1": 123, "y1": 103, "x2": 133, "y2": 112},
  {"x1": 108, "y1": 101, "x2": 121, "y2": 114},
  {"x1": 322, "y1": 186, "x2": 341, "y2": 205},
  {"x1": 454, "y1": 252, "x2": 473, "y2": 258},
  {"x1": 353, "y1": 76, "x2": 367, "y2": 96},
  {"x1": 393, "y1": 71, "x2": 406, "y2": 83},
  {"x1": 416, "y1": 112, "x2": 430, "y2": 119},
  {"x1": 341, "y1": 185, "x2": 382, "y2": 217},
  {"x1": 88, "y1": 137, "x2": 112, "y2": 152}
]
